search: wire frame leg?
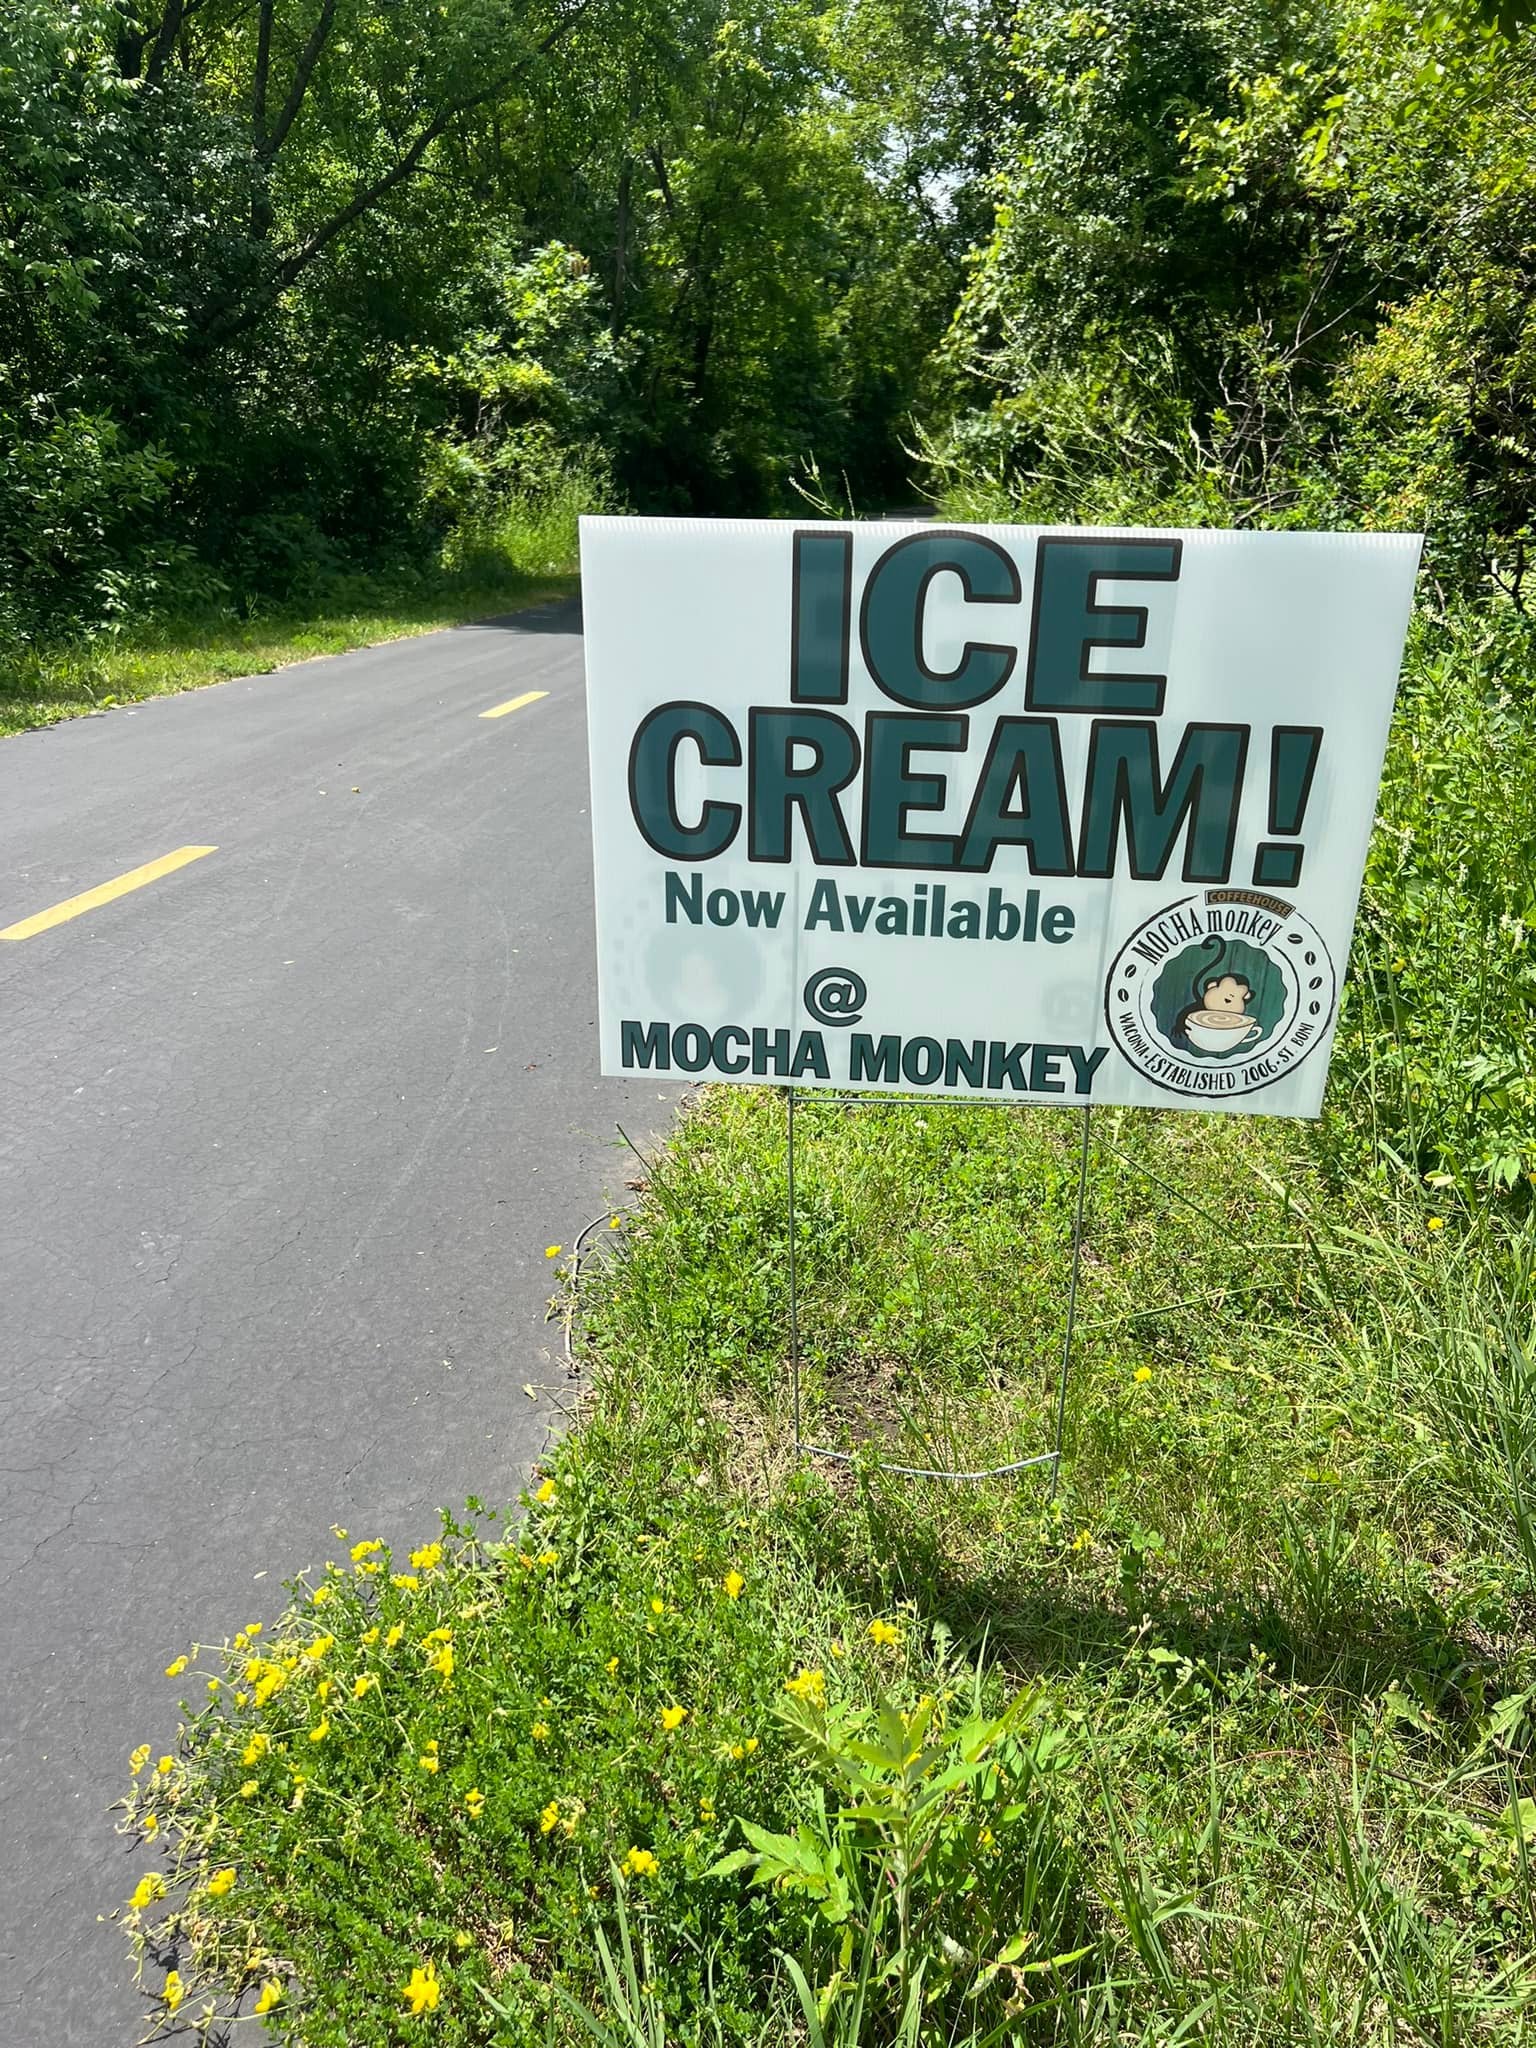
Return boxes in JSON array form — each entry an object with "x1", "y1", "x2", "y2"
[
  {"x1": 787, "y1": 1085, "x2": 802, "y2": 1449},
  {"x1": 786, "y1": 1091, "x2": 1094, "y2": 1486},
  {"x1": 1049, "y1": 1103, "x2": 1093, "y2": 1502}
]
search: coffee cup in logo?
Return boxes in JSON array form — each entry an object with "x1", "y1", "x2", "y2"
[{"x1": 1184, "y1": 1012, "x2": 1263, "y2": 1055}]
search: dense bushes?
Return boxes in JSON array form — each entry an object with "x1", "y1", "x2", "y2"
[
  {"x1": 0, "y1": 0, "x2": 967, "y2": 645},
  {"x1": 926, "y1": 0, "x2": 1536, "y2": 589}
]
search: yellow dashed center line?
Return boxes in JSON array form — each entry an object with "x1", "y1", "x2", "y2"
[
  {"x1": 479, "y1": 690, "x2": 549, "y2": 721},
  {"x1": 0, "y1": 845, "x2": 219, "y2": 943}
]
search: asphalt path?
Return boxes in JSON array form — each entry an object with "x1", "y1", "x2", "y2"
[{"x1": 0, "y1": 599, "x2": 680, "y2": 2045}]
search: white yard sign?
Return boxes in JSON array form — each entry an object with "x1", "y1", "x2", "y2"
[{"x1": 582, "y1": 518, "x2": 1420, "y2": 1115}]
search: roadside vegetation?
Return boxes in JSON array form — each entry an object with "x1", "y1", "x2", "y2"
[
  {"x1": 118, "y1": 580, "x2": 1536, "y2": 2041},
  {"x1": 9, "y1": 0, "x2": 1527, "y2": 2034},
  {"x1": 0, "y1": 480, "x2": 589, "y2": 736}
]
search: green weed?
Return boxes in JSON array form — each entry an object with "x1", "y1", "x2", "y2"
[{"x1": 116, "y1": 1083, "x2": 1536, "y2": 2042}]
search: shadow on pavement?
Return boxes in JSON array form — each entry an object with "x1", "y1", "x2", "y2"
[{"x1": 458, "y1": 597, "x2": 583, "y2": 635}]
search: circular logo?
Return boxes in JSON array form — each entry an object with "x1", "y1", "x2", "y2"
[
  {"x1": 803, "y1": 966, "x2": 866, "y2": 1027},
  {"x1": 1104, "y1": 891, "x2": 1335, "y2": 1099}
]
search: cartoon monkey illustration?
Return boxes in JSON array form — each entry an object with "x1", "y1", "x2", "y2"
[{"x1": 1170, "y1": 935, "x2": 1253, "y2": 1050}]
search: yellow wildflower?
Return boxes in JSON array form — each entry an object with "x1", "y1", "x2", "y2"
[
  {"x1": 464, "y1": 1788, "x2": 486, "y2": 1819},
  {"x1": 1428, "y1": 1216, "x2": 1446, "y2": 1232},
  {"x1": 411, "y1": 1541, "x2": 444, "y2": 1571},
  {"x1": 234, "y1": 1691, "x2": 249, "y2": 1708},
  {"x1": 254, "y1": 1980, "x2": 283, "y2": 2015},
  {"x1": 428, "y1": 1644, "x2": 454, "y2": 1682},
  {"x1": 700, "y1": 1800, "x2": 716, "y2": 1821},
  {"x1": 424, "y1": 1626, "x2": 453, "y2": 1644},
  {"x1": 164, "y1": 1656, "x2": 188, "y2": 1679},
  {"x1": 868, "y1": 1619, "x2": 901, "y2": 1648},
  {"x1": 605, "y1": 1656, "x2": 619, "y2": 1676},
  {"x1": 540, "y1": 1800, "x2": 561, "y2": 1834},
  {"x1": 142, "y1": 1813, "x2": 159, "y2": 1838},
  {"x1": 245, "y1": 1623, "x2": 263, "y2": 1637},
  {"x1": 155, "y1": 1755, "x2": 174, "y2": 1777},
  {"x1": 785, "y1": 1668, "x2": 826, "y2": 1706},
  {"x1": 418, "y1": 1741, "x2": 440, "y2": 1773},
  {"x1": 206, "y1": 1677, "x2": 221, "y2": 1694},
  {"x1": 535, "y1": 1478, "x2": 556, "y2": 1505},
  {"x1": 304, "y1": 1636, "x2": 335, "y2": 1663},
  {"x1": 353, "y1": 1673, "x2": 379, "y2": 1700},
  {"x1": 829, "y1": 1639, "x2": 846, "y2": 1659},
  {"x1": 622, "y1": 1846, "x2": 658, "y2": 1877},
  {"x1": 331, "y1": 1525, "x2": 349, "y2": 1539},
  {"x1": 206, "y1": 1867, "x2": 236, "y2": 1899},
  {"x1": 386, "y1": 1624, "x2": 404, "y2": 1648},
  {"x1": 531, "y1": 1720, "x2": 550, "y2": 1741},
  {"x1": 316, "y1": 1677, "x2": 333, "y2": 1703},
  {"x1": 392, "y1": 1573, "x2": 420, "y2": 1591},
  {"x1": 659, "y1": 1704, "x2": 688, "y2": 1733},
  {"x1": 544, "y1": 1244, "x2": 562, "y2": 1258},
  {"x1": 253, "y1": 1670, "x2": 285, "y2": 1707},
  {"x1": 403, "y1": 1960, "x2": 441, "y2": 2015},
  {"x1": 650, "y1": 1597, "x2": 664, "y2": 1616},
  {"x1": 128, "y1": 1874, "x2": 165, "y2": 1913},
  {"x1": 129, "y1": 1744, "x2": 150, "y2": 1776},
  {"x1": 163, "y1": 1970, "x2": 184, "y2": 2014},
  {"x1": 239, "y1": 1779, "x2": 258, "y2": 1798},
  {"x1": 723, "y1": 1571, "x2": 745, "y2": 1600},
  {"x1": 537, "y1": 1548, "x2": 558, "y2": 1568},
  {"x1": 361, "y1": 1626, "x2": 380, "y2": 1646},
  {"x1": 1133, "y1": 1365, "x2": 1153, "y2": 1383},
  {"x1": 242, "y1": 1733, "x2": 270, "y2": 1764},
  {"x1": 745, "y1": 1737, "x2": 758, "y2": 1753},
  {"x1": 309, "y1": 1718, "x2": 329, "y2": 1743},
  {"x1": 350, "y1": 1539, "x2": 383, "y2": 1562}
]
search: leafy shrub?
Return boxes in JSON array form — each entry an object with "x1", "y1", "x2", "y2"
[
  {"x1": 1329, "y1": 601, "x2": 1536, "y2": 1190},
  {"x1": 441, "y1": 462, "x2": 614, "y2": 584},
  {"x1": 0, "y1": 407, "x2": 183, "y2": 641}
]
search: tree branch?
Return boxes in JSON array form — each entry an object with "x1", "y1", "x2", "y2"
[
  {"x1": 253, "y1": 0, "x2": 274, "y2": 151},
  {"x1": 259, "y1": 0, "x2": 337, "y2": 164},
  {"x1": 199, "y1": 0, "x2": 594, "y2": 349},
  {"x1": 120, "y1": 0, "x2": 214, "y2": 79},
  {"x1": 272, "y1": 106, "x2": 453, "y2": 288},
  {"x1": 145, "y1": 0, "x2": 186, "y2": 83}
]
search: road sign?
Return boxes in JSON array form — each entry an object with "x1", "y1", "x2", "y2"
[{"x1": 582, "y1": 518, "x2": 1420, "y2": 1116}]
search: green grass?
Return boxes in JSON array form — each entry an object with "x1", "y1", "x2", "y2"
[
  {"x1": 0, "y1": 567, "x2": 577, "y2": 737},
  {"x1": 117, "y1": 1093, "x2": 1536, "y2": 2044}
]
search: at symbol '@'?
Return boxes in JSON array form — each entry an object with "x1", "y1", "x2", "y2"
[{"x1": 803, "y1": 967, "x2": 866, "y2": 1027}]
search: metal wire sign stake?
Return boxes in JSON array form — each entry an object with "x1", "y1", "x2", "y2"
[
  {"x1": 786, "y1": 1088, "x2": 1093, "y2": 1492},
  {"x1": 582, "y1": 518, "x2": 1423, "y2": 1494}
]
